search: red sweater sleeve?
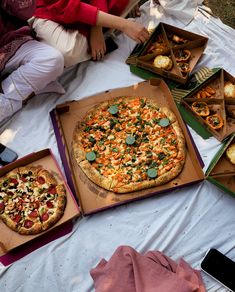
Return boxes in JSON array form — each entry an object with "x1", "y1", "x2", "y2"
[
  {"x1": 34, "y1": 0, "x2": 99, "y2": 26},
  {"x1": 89, "y1": 0, "x2": 108, "y2": 13}
]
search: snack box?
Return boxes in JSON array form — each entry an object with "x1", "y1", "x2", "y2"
[
  {"x1": 50, "y1": 79, "x2": 205, "y2": 216},
  {"x1": 206, "y1": 134, "x2": 235, "y2": 197},
  {"x1": 180, "y1": 68, "x2": 235, "y2": 141},
  {"x1": 0, "y1": 149, "x2": 80, "y2": 256},
  {"x1": 126, "y1": 22, "x2": 208, "y2": 84}
]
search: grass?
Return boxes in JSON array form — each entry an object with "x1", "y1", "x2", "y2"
[
  {"x1": 203, "y1": 0, "x2": 235, "y2": 28},
  {"x1": 139, "y1": 0, "x2": 235, "y2": 29}
]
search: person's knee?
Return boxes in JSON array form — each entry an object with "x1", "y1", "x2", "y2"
[
  {"x1": 33, "y1": 44, "x2": 65, "y2": 79},
  {"x1": 45, "y1": 47, "x2": 64, "y2": 77}
]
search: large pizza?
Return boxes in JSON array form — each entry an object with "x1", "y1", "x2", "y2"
[
  {"x1": 0, "y1": 166, "x2": 67, "y2": 235},
  {"x1": 72, "y1": 96, "x2": 186, "y2": 193}
]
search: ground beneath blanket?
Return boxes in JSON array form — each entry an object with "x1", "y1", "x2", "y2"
[{"x1": 203, "y1": 0, "x2": 234, "y2": 29}]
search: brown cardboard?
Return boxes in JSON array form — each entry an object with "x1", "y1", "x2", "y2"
[
  {"x1": 54, "y1": 80, "x2": 204, "y2": 215},
  {"x1": 207, "y1": 136, "x2": 235, "y2": 193},
  {"x1": 136, "y1": 23, "x2": 208, "y2": 84},
  {"x1": 181, "y1": 69, "x2": 235, "y2": 141},
  {"x1": 0, "y1": 149, "x2": 80, "y2": 256},
  {"x1": 209, "y1": 136, "x2": 235, "y2": 177}
]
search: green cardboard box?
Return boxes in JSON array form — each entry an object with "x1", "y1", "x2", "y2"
[{"x1": 206, "y1": 134, "x2": 235, "y2": 197}]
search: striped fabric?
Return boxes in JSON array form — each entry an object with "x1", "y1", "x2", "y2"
[{"x1": 171, "y1": 67, "x2": 219, "y2": 103}]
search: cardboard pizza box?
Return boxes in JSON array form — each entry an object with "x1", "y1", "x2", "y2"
[
  {"x1": 126, "y1": 22, "x2": 208, "y2": 84},
  {"x1": 180, "y1": 69, "x2": 235, "y2": 141},
  {"x1": 50, "y1": 79, "x2": 205, "y2": 216},
  {"x1": 205, "y1": 134, "x2": 235, "y2": 197},
  {"x1": 0, "y1": 149, "x2": 80, "y2": 256}
]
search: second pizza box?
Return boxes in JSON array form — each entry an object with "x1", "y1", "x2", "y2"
[
  {"x1": 50, "y1": 79, "x2": 205, "y2": 215},
  {"x1": 0, "y1": 148, "x2": 80, "y2": 257}
]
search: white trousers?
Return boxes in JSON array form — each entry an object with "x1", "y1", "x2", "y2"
[{"x1": 0, "y1": 40, "x2": 64, "y2": 123}]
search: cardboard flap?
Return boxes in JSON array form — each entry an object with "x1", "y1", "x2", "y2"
[
  {"x1": 206, "y1": 134, "x2": 235, "y2": 176},
  {"x1": 56, "y1": 105, "x2": 70, "y2": 114}
]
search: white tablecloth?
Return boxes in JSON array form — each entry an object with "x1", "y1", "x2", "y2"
[{"x1": 1, "y1": 1, "x2": 235, "y2": 291}]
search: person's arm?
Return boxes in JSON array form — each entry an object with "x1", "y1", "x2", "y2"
[
  {"x1": 96, "y1": 10, "x2": 149, "y2": 43},
  {"x1": 1, "y1": 0, "x2": 36, "y2": 20}
]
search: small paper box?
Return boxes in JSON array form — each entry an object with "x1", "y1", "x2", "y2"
[
  {"x1": 180, "y1": 69, "x2": 235, "y2": 141},
  {"x1": 127, "y1": 22, "x2": 208, "y2": 84}
]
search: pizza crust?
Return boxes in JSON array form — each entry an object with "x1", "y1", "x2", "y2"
[{"x1": 79, "y1": 160, "x2": 113, "y2": 191}]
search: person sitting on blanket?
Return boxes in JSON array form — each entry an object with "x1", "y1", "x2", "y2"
[
  {"x1": 29, "y1": 0, "x2": 150, "y2": 67},
  {"x1": 0, "y1": 0, "x2": 65, "y2": 125}
]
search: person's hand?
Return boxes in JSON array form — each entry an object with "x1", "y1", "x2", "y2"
[
  {"x1": 121, "y1": 19, "x2": 149, "y2": 43},
  {"x1": 89, "y1": 26, "x2": 106, "y2": 61}
]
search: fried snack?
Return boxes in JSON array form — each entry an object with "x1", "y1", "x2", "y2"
[
  {"x1": 147, "y1": 43, "x2": 169, "y2": 55},
  {"x1": 174, "y1": 49, "x2": 191, "y2": 62},
  {"x1": 194, "y1": 86, "x2": 216, "y2": 99},
  {"x1": 226, "y1": 144, "x2": 235, "y2": 164},
  {"x1": 206, "y1": 114, "x2": 224, "y2": 130},
  {"x1": 169, "y1": 34, "x2": 187, "y2": 45},
  {"x1": 191, "y1": 101, "x2": 210, "y2": 116},
  {"x1": 224, "y1": 81, "x2": 235, "y2": 99},
  {"x1": 147, "y1": 35, "x2": 168, "y2": 55},
  {"x1": 153, "y1": 55, "x2": 173, "y2": 70},
  {"x1": 177, "y1": 62, "x2": 190, "y2": 75}
]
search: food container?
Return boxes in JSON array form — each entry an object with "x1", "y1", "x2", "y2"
[
  {"x1": 180, "y1": 69, "x2": 235, "y2": 141},
  {"x1": 206, "y1": 134, "x2": 235, "y2": 196},
  {"x1": 127, "y1": 22, "x2": 208, "y2": 84},
  {"x1": 0, "y1": 149, "x2": 80, "y2": 257},
  {"x1": 50, "y1": 79, "x2": 205, "y2": 215}
]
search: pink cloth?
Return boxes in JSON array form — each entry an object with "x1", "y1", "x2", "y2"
[{"x1": 90, "y1": 246, "x2": 206, "y2": 292}]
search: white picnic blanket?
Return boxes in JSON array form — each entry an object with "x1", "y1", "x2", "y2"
[{"x1": 1, "y1": 1, "x2": 235, "y2": 291}]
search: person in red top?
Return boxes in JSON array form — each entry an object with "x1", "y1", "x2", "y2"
[
  {"x1": 0, "y1": 0, "x2": 64, "y2": 125},
  {"x1": 29, "y1": 0, "x2": 149, "y2": 67}
]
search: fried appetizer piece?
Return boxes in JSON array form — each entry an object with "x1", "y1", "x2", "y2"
[
  {"x1": 153, "y1": 55, "x2": 173, "y2": 70},
  {"x1": 224, "y1": 81, "x2": 235, "y2": 99},
  {"x1": 226, "y1": 144, "x2": 235, "y2": 164}
]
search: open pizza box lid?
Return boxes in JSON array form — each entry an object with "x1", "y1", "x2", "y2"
[
  {"x1": 180, "y1": 69, "x2": 235, "y2": 141},
  {"x1": 50, "y1": 79, "x2": 205, "y2": 216},
  {"x1": 126, "y1": 22, "x2": 208, "y2": 84},
  {"x1": 0, "y1": 148, "x2": 80, "y2": 259}
]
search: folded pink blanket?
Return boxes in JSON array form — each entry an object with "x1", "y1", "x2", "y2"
[{"x1": 90, "y1": 246, "x2": 205, "y2": 292}]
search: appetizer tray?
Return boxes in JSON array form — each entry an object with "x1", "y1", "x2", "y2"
[
  {"x1": 0, "y1": 149, "x2": 80, "y2": 257},
  {"x1": 181, "y1": 69, "x2": 235, "y2": 141},
  {"x1": 206, "y1": 134, "x2": 235, "y2": 197},
  {"x1": 50, "y1": 79, "x2": 204, "y2": 215},
  {"x1": 127, "y1": 22, "x2": 208, "y2": 84}
]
